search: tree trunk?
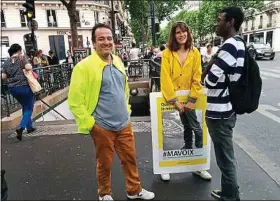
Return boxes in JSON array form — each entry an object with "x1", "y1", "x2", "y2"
[{"x1": 68, "y1": 8, "x2": 78, "y2": 49}]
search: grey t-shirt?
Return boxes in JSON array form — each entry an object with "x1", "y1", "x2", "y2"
[
  {"x1": 93, "y1": 64, "x2": 130, "y2": 131},
  {"x1": 2, "y1": 56, "x2": 29, "y2": 87}
]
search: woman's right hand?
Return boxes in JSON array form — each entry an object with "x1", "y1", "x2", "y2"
[{"x1": 174, "y1": 101, "x2": 185, "y2": 114}]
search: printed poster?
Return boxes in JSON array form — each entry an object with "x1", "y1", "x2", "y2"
[{"x1": 150, "y1": 90, "x2": 211, "y2": 174}]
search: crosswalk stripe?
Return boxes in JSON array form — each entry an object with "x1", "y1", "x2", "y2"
[
  {"x1": 260, "y1": 71, "x2": 280, "y2": 78},
  {"x1": 263, "y1": 69, "x2": 280, "y2": 74}
]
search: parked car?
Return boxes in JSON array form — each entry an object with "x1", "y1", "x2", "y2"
[{"x1": 247, "y1": 42, "x2": 275, "y2": 60}]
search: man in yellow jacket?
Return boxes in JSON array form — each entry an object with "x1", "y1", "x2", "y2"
[{"x1": 68, "y1": 23, "x2": 155, "y2": 201}]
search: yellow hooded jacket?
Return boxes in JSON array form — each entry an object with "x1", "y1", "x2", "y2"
[
  {"x1": 68, "y1": 51, "x2": 131, "y2": 135},
  {"x1": 160, "y1": 47, "x2": 202, "y2": 103}
]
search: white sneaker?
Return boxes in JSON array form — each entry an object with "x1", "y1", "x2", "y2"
[
  {"x1": 99, "y1": 195, "x2": 113, "y2": 201},
  {"x1": 160, "y1": 173, "x2": 170, "y2": 181},
  {"x1": 193, "y1": 170, "x2": 212, "y2": 180},
  {"x1": 127, "y1": 188, "x2": 155, "y2": 200}
]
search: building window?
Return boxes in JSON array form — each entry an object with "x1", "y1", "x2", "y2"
[
  {"x1": 104, "y1": 0, "x2": 109, "y2": 5},
  {"x1": 46, "y1": 10, "x2": 58, "y2": 27},
  {"x1": 251, "y1": 18, "x2": 255, "y2": 30},
  {"x1": 266, "y1": 31, "x2": 273, "y2": 47},
  {"x1": 20, "y1": 10, "x2": 27, "y2": 27},
  {"x1": 68, "y1": 35, "x2": 84, "y2": 49},
  {"x1": 1, "y1": 10, "x2": 6, "y2": 27},
  {"x1": 254, "y1": 32, "x2": 264, "y2": 43},
  {"x1": 76, "y1": 11, "x2": 81, "y2": 27},
  {"x1": 94, "y1": 11, "x2": 99, "y2": 24},
  {"x1": 267, "y1": 13, "x2": 272, "y2": 27},
  {"x1": 93, "y1": 0, "x2": 106, "y2": 4},
  {"x1": 268, "y1": 13, "x2": 272, "y2": 24},
  {"x1": 259, "y1": 15, "x2": 263, "y2": 29},
  {"x1": 1, "y1": 36, "x2": 9, "y2": 47}
]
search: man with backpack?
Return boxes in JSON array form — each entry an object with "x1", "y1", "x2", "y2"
[{"x1": 202, "y1": 7, "x2": 261, "y2": 200}]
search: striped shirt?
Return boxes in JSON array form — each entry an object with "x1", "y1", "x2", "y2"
[{"x1": 204, "y1": 36, "x2": 245, "y2": 119}]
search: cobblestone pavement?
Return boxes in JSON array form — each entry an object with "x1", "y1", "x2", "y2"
[{"x1": 8, "y1": 120, "x2": 185, "y2": 138}]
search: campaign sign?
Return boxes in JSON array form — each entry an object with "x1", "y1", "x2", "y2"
[{"x1": 150, "y1": 90, "x2": 211, "y2": 174}]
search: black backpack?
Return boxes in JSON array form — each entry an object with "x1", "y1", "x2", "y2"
[{"x1": 225, "y1": 36, "x2": 262, "y2": 115}]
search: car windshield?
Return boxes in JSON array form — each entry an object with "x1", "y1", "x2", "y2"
[{"x1": 253, "y1": 43, "x2": 269, "y2": 49}]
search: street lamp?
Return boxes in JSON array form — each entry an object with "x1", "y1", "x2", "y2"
[{"x1": 109, "y1": 0, "x2": 119, "y2": 42}]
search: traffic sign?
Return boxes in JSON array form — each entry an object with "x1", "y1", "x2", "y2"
[{"x1": 28, "y1": 20, "x2": 38, "y2": 31}]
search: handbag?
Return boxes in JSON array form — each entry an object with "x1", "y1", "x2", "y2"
[{"x1": 20, "y1": 56, "x2": 42, "y2": 93}]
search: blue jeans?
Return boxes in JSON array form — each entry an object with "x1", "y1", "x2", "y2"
[
  {"x1": 206, "y1": 114, "x2": 240, "y2": 200},
  {"x1": 9, "y1": 85, "x2": 34, "y2": 130}
]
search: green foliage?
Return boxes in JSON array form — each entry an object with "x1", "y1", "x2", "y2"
[
  {"x1": 159, "y1": 0, "x2": 264, "y2": 43},
  {"x1": 124, "y1": 0, "x2": 183, "y2": 44}
]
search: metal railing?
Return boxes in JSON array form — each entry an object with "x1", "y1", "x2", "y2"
[
  {"x1": 1, "y1": 63, "x2": 73, "y2": 118},
  {"x1": 127, "y1": 59, "x2": 150, "y2": 81},
  {"x1": 149, "y1": 59, "x2": 161, "y2": 92}
]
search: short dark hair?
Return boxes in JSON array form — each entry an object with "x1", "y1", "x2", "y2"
[
  {"x1": 167, "y1": 21, "x2": 193, "y2": 52},
  {"x1": 49, "y1": 50, "x2": 54, "y2": 54},
  {"x1": 91, "y1": 23, "x2": 113, "y2": 42},
  {"x1": 8, "y1": 44, "x2": 22, "y2": 57},
  {"x1": 220, "y1": 7, "x2": 244, "y2": 32},
  {"x1": 206, "y1": 44, "x2": 212, "y2": 49},
  {"x1": 160, "y1": 45, "x2": 165, "y2": 51}
]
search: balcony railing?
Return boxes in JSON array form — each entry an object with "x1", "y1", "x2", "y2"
[{"x1": 1, "y1": 63, "x2": 73, "y2": 118}]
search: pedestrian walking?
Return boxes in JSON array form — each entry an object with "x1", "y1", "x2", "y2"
[
  {"x1": 129, "y1": 43, "x2": 140, "y2": 61},
  {"x1": 68, "y1": 23, "x2": 155, "y2": 201},
  {"x1": 1, "y1": 44, "x2": 36, "y2": 141},
  {"x1": 201, "y1": 7, "x2": 246, "y2": 200},
  {"x1": 159, "y1": 21, "x2": 212, "y2": 181}
]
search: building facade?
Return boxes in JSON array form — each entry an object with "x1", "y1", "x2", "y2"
[
  {"x1": 241, "y1": 1, "x2": 280, "y2": 51},
  {"x1": 0, "y1": 0, "x2": 133, "y2": 60},
  {"x1": 184, "y1": 1, "x2": 200, "y2": 11}
]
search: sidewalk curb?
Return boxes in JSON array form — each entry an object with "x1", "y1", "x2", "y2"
[{"x1": 234, "y1": 132, "x2": 280, "y2": 187}]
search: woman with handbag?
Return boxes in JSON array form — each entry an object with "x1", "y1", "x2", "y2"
[{"x1": 1, "y1": 44, "x2": 36, "y2": 141}]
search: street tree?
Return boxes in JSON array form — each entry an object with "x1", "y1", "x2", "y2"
[
  {"x1": 160, "y1": 0, "x2": 265, "y2": 43},
  {"x1": 60, "y1": 0, "x2": 79, "y2": 49},
  {"x1": 124, "y1": 0, "x2": 183, "y2": 44}
]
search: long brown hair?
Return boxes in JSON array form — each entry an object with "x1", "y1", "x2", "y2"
[{"x1": 167, "y1": 21, "x2": 193, "y2": 52}]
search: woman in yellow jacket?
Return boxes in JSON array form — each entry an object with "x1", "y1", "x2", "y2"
[{"x1": 160, "y1": 21, "x2": 212, "y2": 181}]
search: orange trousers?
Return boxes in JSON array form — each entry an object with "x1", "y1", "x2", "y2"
[{"x1": 90, "y1": 122, "x2": 142, "y2": 196}]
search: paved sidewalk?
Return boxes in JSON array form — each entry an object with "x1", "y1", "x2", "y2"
[{"x1": 1, "y1": 122, "x2": 280, "y2": 200}]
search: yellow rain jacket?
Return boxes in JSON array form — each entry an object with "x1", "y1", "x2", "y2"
[
  {"x1": 68, "y1": 51, "x2": 131, "y2": 134},
  {"x1": 160, "y1": 47, "x2": 202, "y2": 103}
]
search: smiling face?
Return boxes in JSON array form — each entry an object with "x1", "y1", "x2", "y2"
[
  {"x1": 168, "y1": 22, "x2": 193, "y2": 52},
  {"x1": 93, "y1": 27, "x2": 114, "y2": 59},
  {"x1": 175, "y1": 27, "x2": 188, "y2": 46}
]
